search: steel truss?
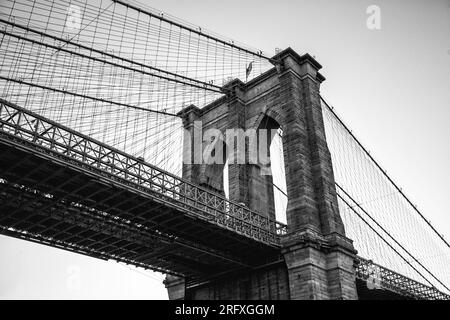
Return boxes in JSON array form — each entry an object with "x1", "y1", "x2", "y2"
[
  {"x1": 0, "y1": 98, "x2": 287, "y2": 246},
  {"x1": 1, "y1": 98, "x2": 448, "y2": 299},
  {"x1": 356, "y1": 257, "x2": 449, "y2": 300}
]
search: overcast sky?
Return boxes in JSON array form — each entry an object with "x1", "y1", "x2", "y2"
[{"x1": 1, "y1": 0, "x2": 449, "y2": 299}]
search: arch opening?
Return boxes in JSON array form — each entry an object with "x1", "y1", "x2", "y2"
[{"x1": 258, "y1": 115, "x2": 287, "y2": 223}]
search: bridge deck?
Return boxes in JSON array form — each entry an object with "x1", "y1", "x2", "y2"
[
  {"x1": 0, "y1": 99, "x2": 283, "y2": 277},
  {"x1": 0, "y1": 99, "x2": 448, "y2": 299}
]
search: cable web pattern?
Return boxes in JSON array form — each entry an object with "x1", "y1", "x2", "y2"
[
  {"x1": 1, "y1": 0, "x2": 448, "y2": 298},
  {"x1": 0, "y1": 0, "x2": 273, "y2": 176},
  {"x1": 321, "y1": 97, "x2": 450, "y2": 294}
]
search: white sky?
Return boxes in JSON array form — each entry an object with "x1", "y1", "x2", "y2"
[{"x1": 1, "y1": 0, "x2": 449, "y2": 299}]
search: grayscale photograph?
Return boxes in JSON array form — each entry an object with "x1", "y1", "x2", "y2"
[{"x1": 0, "y1": 0, "x2": 449, "y2": 309}]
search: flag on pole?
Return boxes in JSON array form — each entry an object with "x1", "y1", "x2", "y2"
[{"x1": 246, "y1": 61, "x2": 254, "y2": 82}]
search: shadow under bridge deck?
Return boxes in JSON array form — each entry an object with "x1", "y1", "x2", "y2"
[{"x1": 0, "y1": 98, "x2": 287, "y2": 279}]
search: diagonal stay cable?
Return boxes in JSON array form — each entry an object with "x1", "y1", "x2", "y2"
[
  {"x1": 336, "y1": 182, "x2": 450, "y2": 293},
  {"x1": 337, "y1": 191, "x2": 437, "y2": 290},
  {"x1": 23, "y1": 1, "x2": 114, "y2": 80},
  {"x1": 0, "y1": 19, "x2": 225, "y2": 93},
  {"x1": 321, "y1": 96, "x2": 450, "y2": 249},
  {"x1": 111, "y1": 0, "x2": 277, "y2": 64},
  {"x1": 0, "y1": 75, "x2": 179, "y2": 117}
]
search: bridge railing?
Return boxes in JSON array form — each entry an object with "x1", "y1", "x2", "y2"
[
  {"x1": 356, "y1": 257, "x2": 449, "y2": 300},
  {"x1": 0, "y1": 99, "x2": 287, "y2": 246}
]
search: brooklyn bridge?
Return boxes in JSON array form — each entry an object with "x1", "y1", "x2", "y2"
[{"x1": 0, "y1": 0, "x2": 449, "y2": 300}]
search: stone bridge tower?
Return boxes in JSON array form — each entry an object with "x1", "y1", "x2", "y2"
[{"x1": 166, "y1": 48, "x2": 358, "y2": 300}]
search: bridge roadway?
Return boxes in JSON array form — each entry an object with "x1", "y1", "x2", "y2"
[
  {"x1": 0, "y1": 99, "x2": 448, "y2": 299},
  {"x1": 0, "y1": 98, "x2": 286, "y2": 277}
]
